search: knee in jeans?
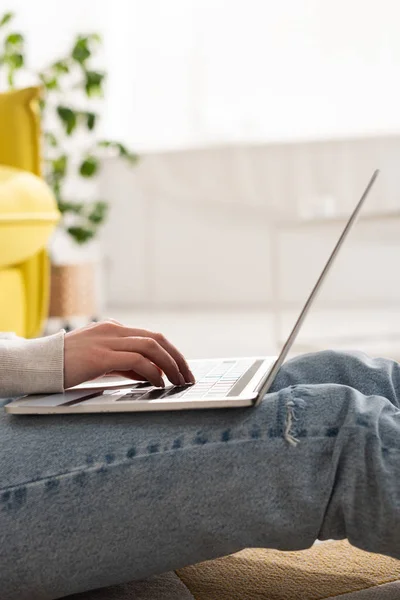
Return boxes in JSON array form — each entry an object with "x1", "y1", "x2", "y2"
[
  {"x1": 306, "y1": 349, "x2": 356, "y2": 369},
  {"x1": 280, "y1": 349, "x2": 350, "y2": 380},
  {"x1": 296, "y1": 349, "x2": 370, "y2": 377},
  {"x1": 275, "y1": 380, "x2": 385, "y2": 448}
]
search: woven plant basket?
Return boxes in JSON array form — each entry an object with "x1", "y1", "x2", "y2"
[{"x1": 49, "y1": 263, "x2": 96, "y2": 319}]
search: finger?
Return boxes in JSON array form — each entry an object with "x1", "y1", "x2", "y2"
[
  {"x1": 114, "y1": 337, "x2": 184, "y2": 386},
  {"x1": 109, "y1": 366, "x2": 162, "y2": 382},
  {"x1": 108, "y1": 352, "x2": 165, "y2": 387},
  {"x1": 107, "y1": 370, "x2": 148, "y2": 382},
  {"x1": 112, "y1": 327, "x2": 195, "y2": 384},
  {"x1": 152, "y1": 333, "x2": 195, "y2": 384}
]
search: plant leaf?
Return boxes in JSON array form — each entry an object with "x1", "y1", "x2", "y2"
[
  {"x1": 87, "y1": 201, "x2": 108, "y2": 224},
  {"x1": 117, "y1": 142, "x2": 139, "y2": 164},
  {"x1": 0, "y1": 12, "x2": 13, "y2": 27},
  {"x1": 98, "y1": 140, "x2": 139, "y2": 164},
  {"x1": 71, "y1": 35, "x2": 91, "y2": 64},
  {"x1": 89, "y1": 33, "x2": 102, "y2": 44},
  {"x1": 84, "y1": 70, "x2": 105, "y2": 97},
  {"x1": 58, "y1": 201, "x2": 84, "y2": 215},
  {"x1": 79, "y1": 155, "x2": 99, "y2": 177},
  {"x1": 86, "y1": 112, "x2": 96, "y2": 130},
  {"x1": 52, "y1": 60, "x2": 69, "y2": 74},
  {"x1": 57, "y1": 106, "x2": 77, "y2": 135},
  {"x1": 39, "y1": 73, "x2": 59, "y2": 90},
  {"x1": 67, "y1": 226, "x2": 95, "y2": 245},
  {"x1": 5, "y1": 52, "x2": 24, "y2": 70},
  {"x1": 44, "y1": 131, "x2": 58, "y2": 147},
  {"x1": 5, "y1": 32, "x2": 23, "y2": 47},
  {"x1": 51, "y1": 155, "x2": 68, "y2": 178},
  {"x1": 49, "y1": 178, "x2": 61, "y2": 201},
  {"x1": 7, "y1": 69, "x2": 13, "y2": 87}
]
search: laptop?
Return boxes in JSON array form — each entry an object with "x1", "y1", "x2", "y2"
[{"x1": 6, "y1": 170, "x2": 379, "y2": 415}]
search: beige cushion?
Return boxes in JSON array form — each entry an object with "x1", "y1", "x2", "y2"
[
  {"x1": 67, "y1": 540, "x2": 400, "y2": 600},
  {"x1": 178, "y1": 540, "x2": 400, "y2": 600}
]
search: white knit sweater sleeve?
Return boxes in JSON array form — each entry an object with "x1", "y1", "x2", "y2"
[{"x1": 0, "y1": 331, "x2": 65, "y2": 396}]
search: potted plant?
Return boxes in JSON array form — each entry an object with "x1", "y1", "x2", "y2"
[{"x1": 0, "y1": 11, "x2": 138, "y2": 327}]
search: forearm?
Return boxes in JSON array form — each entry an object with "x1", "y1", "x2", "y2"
[{"x1": 0, "y1": 331, "x2": 65, "y2": 396}]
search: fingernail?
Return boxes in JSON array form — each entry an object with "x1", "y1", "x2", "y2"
[
  {"x1": 178, "y1": 374, "x2": 186, "y2": 386},
  {"x1": 159, "y1": 378, "x2": 165, "y2": 388}
]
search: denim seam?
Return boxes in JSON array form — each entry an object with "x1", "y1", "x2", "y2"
[
  {"x1": 1, "y1": 389, "x2": 310, "y2": 495},
  {"x1": 0, "y1": 435, "x2": 283, "y2": 495}
]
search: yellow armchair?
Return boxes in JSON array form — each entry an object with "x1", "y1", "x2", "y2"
[{"x1": 0, "y1": 87, "x2": 59, "y2": 337}]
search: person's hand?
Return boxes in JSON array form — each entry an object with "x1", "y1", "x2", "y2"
[{"x1": 63, "y1": 320, "x2": 195, "y2": 390}]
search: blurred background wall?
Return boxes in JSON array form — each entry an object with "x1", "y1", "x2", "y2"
[{"x1": 5, "y1": 0, "x2": 400, "y2": 355}]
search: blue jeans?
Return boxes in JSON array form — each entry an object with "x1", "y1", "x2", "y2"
[{"x1": 1, "y1": 350, "x2": 400, "y2": 600}]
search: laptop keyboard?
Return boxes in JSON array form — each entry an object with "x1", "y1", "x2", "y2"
[{"x1": 108, "y1": 358, "x2": 261, "y2": 402}]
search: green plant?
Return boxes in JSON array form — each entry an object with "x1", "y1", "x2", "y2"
[{"x1": 0, "y1": 11, "x2": 138, "y2": 245}]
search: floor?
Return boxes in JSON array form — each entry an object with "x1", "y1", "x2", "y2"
[{"x1": 93, "y1": 306, "x2": 400, "y2": 362}]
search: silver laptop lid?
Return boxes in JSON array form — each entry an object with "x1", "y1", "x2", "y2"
[{"x1": 255, "y1": 169, "x2": 380, "y2": 405}]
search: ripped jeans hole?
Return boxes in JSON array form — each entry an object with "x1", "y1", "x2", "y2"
[{"x1": 284, "y1": 400, "x2": 301, "y2": 446}]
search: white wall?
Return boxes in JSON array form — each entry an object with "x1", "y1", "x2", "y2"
[
  {"x1": 99, "y1": 136, "x2": 400, "y2": 310},
  {"x1": 102, "y1": 0, "x2": 400, "y2": 150},
  {"x1": 6, "y1": 0, "x2": 400, "y2": 149},
  {"x1": 6, "y1": 1, "x2": 400, "y2": 314},
  {"x1": 100, "y1": 157, "x2": 273, "y2": 308}
]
